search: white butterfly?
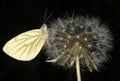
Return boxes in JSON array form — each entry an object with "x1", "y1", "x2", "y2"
[{"x1": 3, "y1": 24, "x2": 48, "y2": 61}]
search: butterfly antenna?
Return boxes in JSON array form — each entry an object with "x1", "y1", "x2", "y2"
[
  {"x1": 43, "y1": 9, "x2": 48, "y2": 23},
  {"x1": 43, "y1": 9, "x2": 53, "y2": 24},
  {"x1": 44, "y1": 12, "x2": 53, "y2": 23}
]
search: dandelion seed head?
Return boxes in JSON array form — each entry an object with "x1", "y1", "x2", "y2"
[{"x1": 46, "y1": 16, "x2": 113, "y2": 72}]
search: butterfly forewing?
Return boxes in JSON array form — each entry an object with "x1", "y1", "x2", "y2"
[{"x1": 3, "y1": 26, "x2": 48, "y2": 61}]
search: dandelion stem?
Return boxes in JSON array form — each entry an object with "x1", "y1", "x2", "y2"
[{"x1": 76, "y1": 56, "x2": 81, "y2": 81}]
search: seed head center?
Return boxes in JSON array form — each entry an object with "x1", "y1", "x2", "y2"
[{"x1": 66, "y1": 35, "x2": 89, "y2": 56}]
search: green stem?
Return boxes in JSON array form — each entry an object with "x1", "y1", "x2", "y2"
[{"x1": 76, "y1": 56, "x2": 81, "y2": 81}]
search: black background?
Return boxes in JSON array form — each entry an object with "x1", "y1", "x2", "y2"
[{"x1": 0, "y1": 0, "x2": 120, "y2": 81}]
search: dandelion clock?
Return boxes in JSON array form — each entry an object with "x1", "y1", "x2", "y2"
[{"x1": 46, "y1": 16, "x2": 113, "y2": 81}]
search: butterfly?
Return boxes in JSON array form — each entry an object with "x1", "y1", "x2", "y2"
[{"x1": 3, "y1": 24, "x2": 48, "y2": 61}]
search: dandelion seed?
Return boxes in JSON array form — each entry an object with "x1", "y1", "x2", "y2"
[
  {"x1": 68, "y1": 35, "x2": 71, "y2": 38},
  {"x1": 84, "y1": 38, "x2": 87, "y2": 41},
  {"x1": 46, "y1": 16, "x2": 113, "y2": 81},
  {"x1": 76, "y1": 35, "x2": 80, "y2": 38}
]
